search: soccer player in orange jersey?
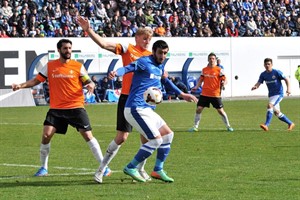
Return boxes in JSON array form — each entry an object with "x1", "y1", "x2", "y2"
[
  {"x1": 12, "y1": 39, "x2": 109, "y2": 177},
  {"x1": 188, "y1": 52, "x2": 234, "y2": 132},
  {"x1": 77, "y1": 16, "x2": 154, "y2": 183}
]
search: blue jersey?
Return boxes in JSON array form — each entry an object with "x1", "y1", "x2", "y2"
[
  {"x1": 116, "y1": 55, "x2": 164, "y2": 109},
  {"x1": 258, "y1": 69, "x2": 286, "y2": 97}
]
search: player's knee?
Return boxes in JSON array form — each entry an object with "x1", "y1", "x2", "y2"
[
  {"x1": 267, "y1": 103, "x2": 273, "y2": 109},
  {"x1": 275, "y1": 111, "x2": 282, "y2": 117},
  {"x1": 146, "y1": 137, "x2": 163, "y2": 149},
  {"x1": 115, "y1": 132, "x2": 129, "y2": 144},
  {"x1": 196, "y1": 107, "x2": 203, "y2": 114},
  {"x1": 162, "y1": 132, "x2": 174, "y2": 144}
]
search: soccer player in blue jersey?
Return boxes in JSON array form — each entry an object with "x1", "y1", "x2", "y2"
[
  {"x1": 251, "y1": 58, "x2": 295, "y2": 131},
  {"x1": 109, "y1": 40, "x2": 198, "y2": 183}
]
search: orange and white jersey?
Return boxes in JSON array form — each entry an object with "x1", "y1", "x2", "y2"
[
  {"x1": 36, "y1": 59, "x2": 87, "y2": 109},
  {"x1": 200, "y1": 65, "x2": 226, "y2": 97},
  {"x1": 115, "y1": 43, "x2": 152, "y2": 95}
]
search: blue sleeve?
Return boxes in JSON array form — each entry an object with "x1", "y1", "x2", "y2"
[
  {"x1": 258, "y1": 73, "x2": 264, "y2": 84},
  {"x1": 161, "y1": 78, "x2": 182, "y2": 95},
  {"x1": 276, "y1": 70, "x2": 285, "y2": 79},
  {"x1": 116, "y1": 62, "x2": 136, "y2": 76}
]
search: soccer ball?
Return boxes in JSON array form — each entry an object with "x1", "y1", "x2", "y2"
[{"x1": 143, "y1": 87, "x2": 163, "y2": 105}]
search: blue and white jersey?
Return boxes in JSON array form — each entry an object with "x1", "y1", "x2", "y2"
[
  {"x1": 258, "y1": 69, "x2": 286, "y2": 97},
  {"x1": 116, "y1": 55, "x2": 164, "y2": 109}
]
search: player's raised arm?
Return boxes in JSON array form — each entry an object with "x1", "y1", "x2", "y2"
[
  {"x1": 162, "y1": 77, "x2": 198, "y2": 103},
  {"x1": 76, "y1": 16, "x2": 117, "y2": 53}
]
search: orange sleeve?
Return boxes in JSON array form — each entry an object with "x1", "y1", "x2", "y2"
[{"x1": 36, "y1": 73, "x2": 46, "y2": 82}]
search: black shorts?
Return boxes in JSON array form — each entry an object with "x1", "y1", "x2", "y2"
[
  {"x1": 116, "y1": 94, "x2": 132, "y2": 132},
  {"x1": 44, "y1": 108, "x2": 92, "y2": 134},
  {"x1": 197, "y1": 95, "x2": 224, "y2": 109}
]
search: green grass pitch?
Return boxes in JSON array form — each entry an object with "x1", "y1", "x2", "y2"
[{"x1": 0, "y1": 97, "x2": 299, "y2": 200}]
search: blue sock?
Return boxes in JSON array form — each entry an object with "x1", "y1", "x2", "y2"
[
  {"x1": 265, "y1": 110, "x2": 273, "y2": 126},
  {"x1": 127, "y1": 149, "x2": 152, "y2": 169},
  {"x1": 154, "y1": 147, "x2": 170, "y2": 171},
  {"x1": 278, "y1": 114, "x2": 292, "y2": 125}
]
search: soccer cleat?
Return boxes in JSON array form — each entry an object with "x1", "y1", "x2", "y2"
[
  {"x1": 138, "y1": 170, "x2": 152, "y2": 181},
  {"x1": 34, "y1": 167, "x2": 48, "y2": 177},
  {"x1": 151, "y1": 170, "x2": 174, "y2": 183},
  {"x1": 288, "y1": 123, "x2": 295, "y2": 131},
  {"x1": 94, "y1": 169, "x2": 104, "y2": 183},
  {"x1": 260, "y1": 124, "x2": 269, "y2": 131},
  {"x1": 103, "y1": 167, "x2": 112, "y2": 177},
  {"x1": 188, "y1": 127, "x2": 198, "y2": 132},
  {"x1": 227, "y1": 127, "x2": 234, "y2": 132},
  {"x1": 123, "y1": 167, "x2": 146, "y2": 182}
]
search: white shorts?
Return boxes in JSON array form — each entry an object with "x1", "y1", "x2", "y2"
[
  {"x1": 124, "y1": 107, "x2": 166, "y2": 140},
  {"x1": 269, "y1": 94, "x2": 282, "y2": 111}
]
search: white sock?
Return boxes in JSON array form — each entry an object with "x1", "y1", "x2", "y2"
[
  {"x1": 87, "y1": 137, "x2": 103, "y2": 163},
  {"x1": 40, "y1": 143, "x2": 50, "y2": 170},
  {"x1": 194, "y1": 113, "x2": 201, "y2": 128},
  {"x1": 136, "y1": 159, "x2": 147, "y2": 171},
  {"x1": 99, "y1": 140, "x2": 121, "y2": 171},
  {"x1": 220, "y1": 112, "x2": 231, "y2": 128}
]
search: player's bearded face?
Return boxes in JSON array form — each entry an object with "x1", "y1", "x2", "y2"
[
  {"x1": 60, "y1": 51, "x2": 71, "y2": 59},
  {"x1": 153, "y1": 48, "x2": 168, "y2": 64},
  {"x1": 59, "y1": 44, "x2": 72, "y2": 59},
  {"x1": 208, "y1": 56, "x2": 216, "y2": 66}
]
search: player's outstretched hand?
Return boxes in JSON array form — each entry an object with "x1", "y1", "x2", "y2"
[
  {"x1": 76, "y1": 16, "x2": 90, "y2": 31},
  {"x1": 286, "y1": 90, "x2": 291, "y2": 96},
  {"x1": 108, "y1": 71, "x2": 117, "y2": 80},
  {"x1": 180, "y1": 93, "x2": 198, "y2": 103},
  {"x1": 251, "y1": 86, "x2": 257, "y2": 91},
  {"x1": 85, "y1": 81, "x2": 95, "y2": 93},
  {"x1": 12, "y1": 83, "x2": 20, "y2": 91}
]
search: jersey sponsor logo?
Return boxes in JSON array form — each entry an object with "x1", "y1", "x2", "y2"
[
  {"x1": 203, "y1": 74, "x2": 217, "y2": 78},
  {"x1": 51, "y1": 74, "x2": 75, "y2": 79},
  {"x1": 51, "y1": 70, "x2": 75, "y2": 79},
  {"x1": 150, "y1": 74, "x2": 161, "y2": 80},
  {"x1": 265, "y1": 80, "x2": 277, "y2": 84}
]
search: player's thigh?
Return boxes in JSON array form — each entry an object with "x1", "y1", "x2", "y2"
[
  {"x1": 211, "y1": 97, "x2": 223, "y2": 109},
  {"x1": 269, "y1": 95, "x2": 282, "y2": 111},
  {"x1": 124, "y1": 107, "x2": 165, "y2": 140},
  {"x1": 197, "y1": 95, "x2": 211, "y2": 108},
  {"x1": 67, "y1": 108, "x2": 92, "y2": 131},
  {"x1": 117, "y1": 95, "x2": 132, "y2": 132},
  {"x1": 44, "y1": 109, "x2": 68, "y2": 134}
]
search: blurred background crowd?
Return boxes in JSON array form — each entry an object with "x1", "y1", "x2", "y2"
[{"x1": 0, "y1": 0, "x2": 300, "y2": 38}]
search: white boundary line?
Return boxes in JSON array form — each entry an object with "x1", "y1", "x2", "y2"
[{"x1": 0, "y1": 163, "x2": 122, "y2": 180}]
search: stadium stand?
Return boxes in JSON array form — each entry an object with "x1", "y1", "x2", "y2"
[{"x1": 0, "y1": 0, "x2": 299, "y2": 38}]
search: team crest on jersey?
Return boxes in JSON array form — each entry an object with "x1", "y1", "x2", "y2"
[{"x1": 272, "y1": 75, "x2": 276, "y2": 79}]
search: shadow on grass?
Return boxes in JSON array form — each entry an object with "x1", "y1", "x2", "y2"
[{"x1": 0, "y1": 176, "x2": 166, "y2": 188}]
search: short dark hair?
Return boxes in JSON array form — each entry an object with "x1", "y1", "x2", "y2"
[
  {"x1": 57, "y1": 39, "x2": 72, "y2": 49},
  {"x1": 208, "y1": 52, "x2": 217, "y2": 58},
  {"x1": 152, "y1": 40, "x2": 169, "y2": 52},
  {"x1": 264, "y1": 58, "x2": 273, "y2": 64}
]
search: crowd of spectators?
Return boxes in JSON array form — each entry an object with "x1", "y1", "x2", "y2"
[{"x1": 0, "y1": 0, "x2": 300, "y2": 38}]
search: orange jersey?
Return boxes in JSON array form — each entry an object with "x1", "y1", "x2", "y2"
[
  {"x1": 200, "y1": 65, "x2": 226, "y2": 97},
  {"x1": 115, "y1": 43, "x2": 152, "y2": 95},
  {"x1": 36, "y1": 59, "x2": 87, "y2": 109}
]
